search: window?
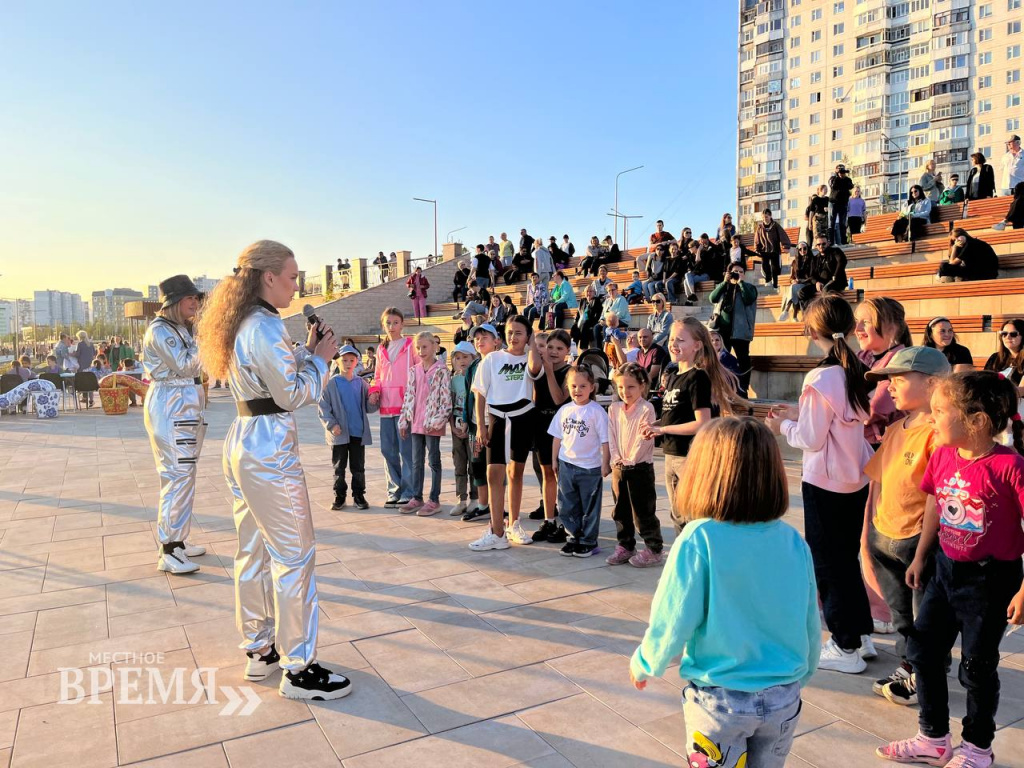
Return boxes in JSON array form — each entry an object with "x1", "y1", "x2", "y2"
[
  {"x1": 832, "y1": 129, "x2": 843, "y2": 140},
  {"x1": 1010, "y1": 21, "x2": 1022, "y2": 34},
  {"x1": 789, "y1": 77, "x2": 801, "y2": 88},
  {"x1": 834, "y1": 23, "x2": 845, "y2": 34},
  {"x1": 809, "y1": 155, "x2": 820, "y2": 167},
  {"x1": 787, "y1": 138, "x2": 799, "y2": 150},
  {"x1": 788, "y1": 178, "x2": 799, "y2": 190},
  {"x1": 1009, "y1": 45, "x2": 1022, "y2": 60},
  {"x1": 1010, "y1": 70, "x2": 1021, "y2": 84},
  {"x1": 979, "y1": 75, "x2": 992, "y2": 88},
  {"x1": 812, "y1": 29, "x2": 821, "y2": 41},
  {"x1": 789, "y1": 97, "x2": 800, "y2": 109},
  {"x1": 979, "y1": 28, "x2": 993, "y2": 42},
  {"x1": 810, "y1": 91, "x2": 822, "y2": 103},
  {"x1": 1011, "y1": 0, "x2": 1022, "y2": 9},
  {"x1": 979, "y1": 123, "x2": 992, "y2": 136},
  {"x1": 791, "y1": 14, "x2": 802, "y2": 26},
  {"x1": 979, "y1": 3, "x2": 992, "y2": 16},
  {"x1": 810, "y1": 70, "x2": 822, "y2": 83},
  {"x1": 757, "y1": 18, "x2": 784, "y2": 34},
  {"x1": 791, "y1": 36, "x2": 801, "y2": 48},
  {"x1": 789, "y1": 117, "x2": 800, "y2": 132},
  {"x1": 832, "y1": 108, "x2": 844, "y2": 119},
  {"x1": 808, "y1": 175, "x2": 821, "y2": 187},
  {"x1": 831, "y1": 150, "x2": 844, "y2": 163},
  {"x1": 979, "y1": 52, "x2": 993, "y2": 66},
  {"x1": 788, "y1": 199, "x2": 799, "y2": 210},
  {"x1": 833, "y1": 65, "x2": 844, "y2": 77},
  {"x1": 833, "y1": 44, "x2": 845, "y2": 56},
  {"x1": 832, "y1": 86, "x2": 845, "y2": 99},
  {"x1": 811, "y1": 50, "x2": 822, "y2": 62},
  {"x1": 809, "y1": 134, "x2": 820, "y2": 145},
  {"x1": 833, "y1": 1, "x2": 845, "y2": 11},
  {"x1": 1009, "y1": 94, "x2": 1022, "y2": 108},
  {"x1": 790, "y1": 55, "x2": 801, "y2": 68},
  {"x1": 811, "y1": 8, "x2": 822, "y2": 20},
  {"x1": 979, "y1": 99, "x2": 992, "y2": 113},
  {"x1": 934, "y1": 56, "x2": 967, "y2": 72},
  {"x1": 809, "y1": 112, "x2": 821, "y2": 124},
  {"x1": 787, "y1": 159, "x2": 799, "y2": 170},
  {"x1": 1009, "y1": 118, "x2": 1022, "y2": 132}
]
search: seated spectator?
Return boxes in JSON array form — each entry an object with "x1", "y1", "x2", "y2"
[
  {"x1": 601, "y1": 235, "x2": 622, "y2": 263},
  {"x1": 624, "y1": 270, "x2": 646, "y2": 305},
  {"x1": 548, "y1": 270, "x2": 578, "y2": 330},
  {"x1": 635, "y1": 327, "x2": 669, "y2": 386},
  {"x1": 504, "y1": 246, "x2": 533, "y2": 284},
  {"x1": 663, "y1": 243, "x2": 688, "y2": 305},
  {"x1": 579, "y1": 236, "x2": 604, "y2": 277},
  {"x1": 643, "y1": 247, "x2": 667, "y2": 301},
  {"x1": 466, "y1": 282, "x2": 490, "y2": 308},
  {"x1": 682, "y1": 238, "x2": 725, "y2": 306},
  {"x1": 644, "y1": 219, "x2": 675, "y2": 271},
  {"x1": 623, "y1": 331, "x2": 640, "y2": 363},
  {"x1": 43, "y1": 355, "x2": 60, "y2": 375},
  {"x1": 589, "y1": 265, "x2": 612, "y2": 298},
  {"x1": 523, "y1": 272, "x2": 549, "y2": 327},
  {"x1": 10, "y1": 355, "x2": 36, "y2": 381},
  {"x1": 809, "y1": 235, "x2": 848, "y2": 296},
  {"x1": 646, "y1": 294, "x2": 674, "y2": 347},
  {"x1": 459, "y1": 295, "x2": 488, "y2": 323},
  {"x1": 965, "y1": 152, "x2": 996, "y2": 201},
  {"x1": 780, "y1": 242, "x2": 814, "y2": 322},
  {"x1": 453, "y1": 316, "x2": 474, "y2": 345},
  {"x1": 592, "y1": 282, "x2": 631, "y2": 349},
  {"x1": 984, "y1": 318, "x2": 1024, "y2": 386},
  {"x1": 847, "y1": 186, "x2": 867, "y2": 235},
  {"x1": 548, "y1": 236, "x2": 570, "y2": 271},
  {"x1": 571, "y1": 285, "x2": 603, "y2": 351},
  {"x1": 487, "y1": 294, "x2": 511, "y2": 340},
  {"x1": 890, "y1": 185, "x2": 932, "y2": 242},
  {"x1": 361, "y1": 348, "x2": 376, "y2": 379},
  {"x1": 452, "y1": 260, "x2": 471, "y2": 305},
  {"x1": 724, "y1": 234, "x2": 757, "y2": 267},
  {"x1": 922, "y1": 316, "x2": 974, "y2": 373},
  {"x1": 489, "y1": 251, "x2": 505, "y2": 284},
  {"x1": 937, "y1": 228, "x2": 998, "y2": 282},
  {"x1": 937, "y1": 173, "x2": 964, "y2": 205},
  {"x1": 602, "y1": 312, "x2": 629, "y2": 366},
  {"x1": 992, "y1": 180, "x2": 1024, "y2": 231},
  {"x1": 715, "y1": 213, "x2": 736, "y2": 245}
]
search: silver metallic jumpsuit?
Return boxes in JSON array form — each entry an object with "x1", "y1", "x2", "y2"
[
  {"x1": 143, "y1": 318, "x2": 207, "y2": 546},
  {"x1": 224, "y1": 303, "x2": 328, "y2": 671}
]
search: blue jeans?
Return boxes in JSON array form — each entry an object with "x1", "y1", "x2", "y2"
[
  {"x1": 410, "y1": 433, "x2": 441, "y2": 503},
  {"x1": 643, "y1": 279, "x2": 664, "y2": 301},
  {"x1": 683, "y1": 271, "x2": 710, "y2": 300},
  {"x1": 665, "y1": 275, "x2": 683, "y2": 304},
  {"x1": 908, "y1": 552, "x2": 1023, "y2": 748},
  {"x1": 379, "y1": 416, "x2": 413, "y2": 501},
  {"x1": 556, "y1": 460, "x2": 603, "y2": 547},
  {"x1": 681, "y1": 682, "x2": 802, "y2": 768},
  {"x1": 867, "y1": 526, "x2": 930, "y2": 661}
]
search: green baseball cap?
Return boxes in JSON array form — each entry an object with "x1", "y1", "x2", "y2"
[{"x1": 865, "y1": 346, "x2": 951, "y2": 382}]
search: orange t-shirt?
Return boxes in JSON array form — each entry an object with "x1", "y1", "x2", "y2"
[{"x1": 865, "y1": 415, "x2": 936, "y2": 539}]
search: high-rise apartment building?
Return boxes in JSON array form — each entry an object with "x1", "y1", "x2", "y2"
[
  {"x1": 33, "y1": 290, "x2": 87, "y2": 327},
  {"x1": 91, "y1": 288, "x2": 144, "y2": 327},
  {"x1": 737, "y1": 0, "x2": 1024, "y2": 231}
]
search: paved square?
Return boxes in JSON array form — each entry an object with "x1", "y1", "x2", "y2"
[{"x1": 1, "y1": 393, "x2": 1023, "y2": 767}]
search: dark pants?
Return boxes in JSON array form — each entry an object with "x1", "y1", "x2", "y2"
[
  {"x1": 552, "y1": 301, "x2": 568, "y2": 329},
  {"x1": 867, "y1": 526, "x2": 931, "y2": 661},
  {"x1": 891, "y1": 216, "x2": 927, "y2": 242},
  {"x1": 453, "y1": 285, "x2": 467, "y2": 305},
  {"x1": 760, "y1": 251, "x2": 782, "y2": 287},
  {"x1": 802, "y1": 482, "x2": 873, "y2": 650},
  {"x1": 830, "y1": 202, "x2": 849, "y2": 246},
  {"x1": 908, "y1": 552, "x2": 1023, "y2": 748},
  {"x1": 557, "y1": 460, "x2": 604, "y2": 547},
  {"x1": 848, "y1": 216, "x2": 864, "y2": 235},
  {"x1": 612, "y1": 463, "x2": 663, "y2": 552},
  {"x1": 331, "y1": 437, "x2": 365, "y2": 497},
  {"x1": 937, "y1": 261, "x2": 978, "y2": 282},
  {"x1": 725, "y1": 337, "x2": 752, "y2": 396}
]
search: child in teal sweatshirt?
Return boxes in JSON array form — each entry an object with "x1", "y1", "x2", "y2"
[{"x1": 631, "y1": 416, "x2": 820, "y2": 768}]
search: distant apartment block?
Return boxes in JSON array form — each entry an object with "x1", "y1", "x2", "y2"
[
  {"x1": 33, "y1": 290, "x2": 88, "y2": 327},
  {"x1": 91, "y1": 288, "x2": 144, "y2": 326},
  {"x1": 737, "y1": 0, "x2": 1024, "y2": 230}
]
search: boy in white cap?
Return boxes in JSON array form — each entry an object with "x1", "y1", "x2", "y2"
[
  {"x1": 318, "y1": 345, "x2": 378, "y2": 510},
  {"x1": 449, "y1": 340, "x2": 478, "y2": 515}
]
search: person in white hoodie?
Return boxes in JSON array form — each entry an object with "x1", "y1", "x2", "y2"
[{"x1": 766, "y1": 294, "x2": 876, "y2": 675}]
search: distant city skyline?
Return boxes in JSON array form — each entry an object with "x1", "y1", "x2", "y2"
[{"x1": 0, "y1": 1, "x2": 737, "y2": 301}]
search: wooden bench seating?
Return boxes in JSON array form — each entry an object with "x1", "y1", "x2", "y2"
[
  {"x1": 756, "y1": 315, "x2": 986, "y2": 338},
  {"x1": 862, "y1": 277, "x2": 1024, "y2": 303},
  {"x1": 757, "y1": 288, "x2": 859, "y2": 309}
]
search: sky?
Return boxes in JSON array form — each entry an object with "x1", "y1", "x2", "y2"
[{"x1": 0, "y1": 0, "x2": 738, "y2": 302}]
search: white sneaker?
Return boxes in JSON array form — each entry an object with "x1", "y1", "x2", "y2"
[
  {"x1": 992, "y1": 221, "x2": 1007, "y2": 231},
  {"x1": 157, "y1": 546, "x2": 200, "y2": 575},
  {"x1": 506, "y1": 520, "x2": 534, "y2": 546},
  {"x1": 778, "y1": 308, "x2": 789, "y2": 322},
  {"x1": 449, "y1": 500, "x2": 469, "y2": 517},
  {"x1": 183, "y1": 542, "x2": 206, "y2": 557},
  {"x1": 244, "y1": 645, "x2": 280, "y2": 681},
  {"x1": 873, "y1": 619, "x2": 896, "y2": 634},
  {"x1": 468, "y1": 530, "x2": 511, "y2": 551},
  {"x1": 860, "y1": 635, "x2": 878, "y2": 660},
  {"x1": 818, "y1": 637, "x2": 866, "y2": 674}
]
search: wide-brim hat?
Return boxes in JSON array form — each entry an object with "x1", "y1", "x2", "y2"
[{"x1": 159, "y1": 275, "x2": 204, "y2": 309}]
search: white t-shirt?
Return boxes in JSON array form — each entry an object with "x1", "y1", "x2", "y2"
[
  {"x1": 625, "y1": 348, "x2": 640, "y2": 363},
  {"x1": 548, "y1": 400, "x2": 610, "y2": 470},
  {"x1": 471, "y1": 350, "x2": 538, "y2": 411}
]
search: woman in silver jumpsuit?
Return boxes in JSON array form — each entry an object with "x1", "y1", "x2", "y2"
[
  {"x1": 144, "y1": 275, "x2": 208, "y2": 575},
  {"x1": 196, "y1": 240, "x2": 351, "y2": 701}
]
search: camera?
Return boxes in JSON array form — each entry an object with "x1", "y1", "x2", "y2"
[{"x1": 728, "y1": 271, "x2": 742, "y2": 281}]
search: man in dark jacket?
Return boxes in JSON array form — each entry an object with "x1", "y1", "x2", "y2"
[
  {"x1": 753, "y1": 209, "x2": 793, "y2": 289},
  {"x1": 519, "y1": 228, "x2": 533, "y2": 255},
  {"x1": 937, "y1": 228, "x2": 999, "y2": 282},
  {"x1": 828, "y1": 164, "x2": 855, "y2": 245},
  {"x1": 452, "y1": 261, "x2": 471, "y2": 305}
]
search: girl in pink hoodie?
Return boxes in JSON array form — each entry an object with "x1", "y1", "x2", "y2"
[
  {"x1": 766, "y1": 294, "x2": 875, "y2": 675},
  {"x1": 370, "y1": 307, "x2": 416, "y2": 506}
]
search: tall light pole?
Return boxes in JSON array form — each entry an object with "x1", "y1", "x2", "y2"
[
  {"x1": 880, "y1": 133, "x2": 906, "y2": 211},
  {"x1": 446, "y1": 226, "x2": 466, "y2": 242},
  {"x1": 413, "y1": 197, "x2": 437, "y2": 263},
  {"x1": 614, "y1": 166, "x2": 644, "y2": 245},
  {"x1": 607, "y1": 211, "x2": 644, "y2": 251}
]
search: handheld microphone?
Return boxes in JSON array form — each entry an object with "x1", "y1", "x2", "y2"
[{"x1": 301, "y1": 304, "x2": 339, "y2": 359}]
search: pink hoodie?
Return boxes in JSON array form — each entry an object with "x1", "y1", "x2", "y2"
[
  {"x1": 369, "y1": 337, "x2": 414, "y2": 417},
  {"x1": 781, "y1": 365, "x2": 872, "y2": 494}
]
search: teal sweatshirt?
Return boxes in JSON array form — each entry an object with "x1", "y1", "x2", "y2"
[{"x1": 630, "y1": 518, "x2": 821, "y2": 692}]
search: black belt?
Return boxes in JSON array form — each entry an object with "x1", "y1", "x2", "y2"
[
  {"x1": 193, "y1": 377, "x2": 202, "y2": 385},
  {"x1": 236, "y1": 398, "x2": 288, "y2": 416}
]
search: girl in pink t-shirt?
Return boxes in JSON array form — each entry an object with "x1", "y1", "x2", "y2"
[{"x1": 878, "y1": 371, "x2": 1024, "y2": 768}]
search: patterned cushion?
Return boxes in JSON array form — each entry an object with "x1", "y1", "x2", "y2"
[{"x1": 32, "y1": 391, "x2": 60, "y2": 419}]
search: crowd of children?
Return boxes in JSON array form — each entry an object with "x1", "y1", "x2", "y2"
[{"x1": 316, "y1": 301, "x2": 1024, "y2": 767}]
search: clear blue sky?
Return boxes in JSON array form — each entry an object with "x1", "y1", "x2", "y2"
[{"x1": 0, "y1": 0, "x2": 738, "y2": 300}]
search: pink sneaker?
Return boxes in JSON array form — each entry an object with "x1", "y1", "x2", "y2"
[
  {"x1": 417, "y1": 501, "x2": 441, "y2": 516},
  {"x1": 605, "y1": 545, "x2": 635, "y2": 565},
  {"x1": 629, "y1": 548, "x2": 665, "y2": 568},
  {"x1": 947, "y1": 742, "x2": 994, "y2": 768},
  {"x1": 876, "y1": 733, "x2": 953, "y2": 766},
  {"x1": 400, "y1": 499, "x2": 423, "y2": 514}
]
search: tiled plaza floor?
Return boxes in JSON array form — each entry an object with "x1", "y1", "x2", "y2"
[{"x1": 1, "y1": 390, "x2": 1023, "y2": 767}]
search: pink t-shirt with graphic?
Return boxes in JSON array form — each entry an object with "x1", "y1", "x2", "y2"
[{"x1": 920, "y1": 444, "x2": 1024, "y2": 562}]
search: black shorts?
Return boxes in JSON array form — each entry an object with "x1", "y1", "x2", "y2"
[
  {"x1": 533, "y1": 410, "x2": 557, "y2": 466},
  {"x1": 486, "y1": 410, "x2": 534, "y2": 465}
]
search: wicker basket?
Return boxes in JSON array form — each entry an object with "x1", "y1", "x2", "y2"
[{"x1": 99, "y1": 386, "x2": 130, "y2": 415}]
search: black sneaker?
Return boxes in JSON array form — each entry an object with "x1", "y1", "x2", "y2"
[
  {"x1": 531, "y1": 520, "x2": 558, "y2": 542},
  {"x1": 560, "y1": 541, "x2": 577, "y2": 557},
  {"x1": 873, "y1": 662, "x2": 912, "y2": 697},
  {"x1": 463, "y1": 505, "x2": 490, "y2": 522},
  {"x1": 573, "y1": 543, "x2": 598, "y2": 558},
  {"x1": 279, "y1": 662, "x2": 353, "y2": 701},
  {"x1": 384, "y1": 497, "x2": 400, "y2": 508},
  {"x1": 882, "y1": 671, "x2": 918, "y2": 706},
  {"x1": 244, "y1": 645, "x2": 280, "y2": 681},
  {"x1": 528, "y1": 504, "x2": 546, "y2": 521},
  {"x1": 547, "y1": 524, "x2": 568, "y2": 544},
  {"x1": 353, "y1": 494, "x2": 369, "y2": 510},
  {"x1": 331, "y1": 496, "x2": 346, "y2": 511}
]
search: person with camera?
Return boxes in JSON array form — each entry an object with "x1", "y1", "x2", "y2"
[
  {"x1": 708, "y1": 262, "x2": 757, "y2": 396},
  {"x1": 828, "y1": 164, "x2": 855, "y2": 246}
]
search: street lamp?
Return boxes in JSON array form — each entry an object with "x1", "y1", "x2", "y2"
[
  {"x1": 413, "y1": 197, "x2": 438, "y2": 264},
  {"x1": 880, "y1": 133, "x2": 906, "y2": 211},
  {"x1": 446, "y1": 226, "x2": 467, "y2": 242},
  {"x1": 607, "y1": 210, "x2": 644, "y2": 251},
  {"x1": 614, "y1": 166, "x2": 644, "y2": 245}
]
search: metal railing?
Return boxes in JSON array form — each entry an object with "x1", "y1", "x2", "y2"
[{"x1": 364, "y1": 263, "x2": 397, "y2": 289}]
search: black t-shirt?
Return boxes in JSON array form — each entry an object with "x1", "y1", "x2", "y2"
[
  {"x1": 985, "y1": 353, "x2": 1024, "y2": 385},
  {"x1": 941, "y1": 342, "x2": 973, "y2": 368},
  {"x1": 660, "y1": 367, "x2": 713, "y2": 456},
  {"x1": 535, "y1": 365, "x2": 571, "y2": 414}
]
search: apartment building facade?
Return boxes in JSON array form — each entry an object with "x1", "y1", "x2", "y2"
[{"x1": 738, "y1": 0, "x2": 1024, "y2": 231}]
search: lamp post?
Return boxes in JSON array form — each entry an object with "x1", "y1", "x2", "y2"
[
  {"x1": 607, "y1": 210, "x2": 644, "y2": 251},
  {"x1": 880, "y1": 133, "x2": 906, "y2": 211},
  {"x1": 614, "y1": 166, "x2": 644, "y2": 245},
  {"x1": 446, "y1": 226, "x2": 466, "y2": 242},
  {"x1": 413, "y1": 197, "x2": 438, "y2": 264}
]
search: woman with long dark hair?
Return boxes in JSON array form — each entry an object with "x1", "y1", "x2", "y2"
[
  {"x1": 922, "y1": 316, "x2": 974, "y2": 373},
  {"x1": 984, "y1": 318, "x2": 1024, "y2": 386},
  {"x1": 890, "y1": 185, "x2": 932, "y2": 242},
  {"x1": 196, "y1": 240, "x2": 350, "y2": 701}
]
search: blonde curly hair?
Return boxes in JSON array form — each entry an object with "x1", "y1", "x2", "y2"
[{"x1": 195, "y1": 240, "x2": 295, "y2": 378}]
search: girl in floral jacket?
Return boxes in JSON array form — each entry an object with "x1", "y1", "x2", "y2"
[{"x1": 398, "y1": 331, "x2": 452, "y2": 515}]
